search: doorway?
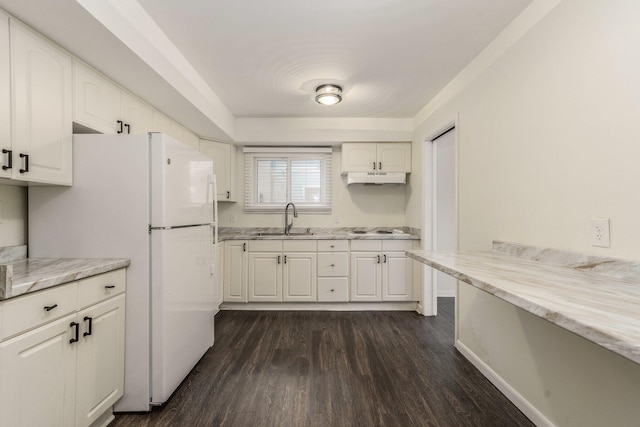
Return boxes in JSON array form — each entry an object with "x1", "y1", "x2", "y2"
[{"x1": 432, "y1": 126, "x2": 457, "y2": 298}]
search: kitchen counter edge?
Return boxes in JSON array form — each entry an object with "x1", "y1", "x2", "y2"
[{"x1": 1, "y1": 258, "x2": 131, "y2": 301}]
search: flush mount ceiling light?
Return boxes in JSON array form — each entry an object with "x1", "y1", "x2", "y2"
[{"x1": 315, "y1": 84, "x2": 342, "y2": 106}]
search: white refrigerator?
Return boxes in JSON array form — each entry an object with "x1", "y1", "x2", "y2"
[{"x1": 28, "y1": 133, "x2": 219, "y2": 412}]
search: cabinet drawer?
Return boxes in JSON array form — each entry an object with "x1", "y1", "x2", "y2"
[
  {"x1": 1, "y1": 282, "x2": 78, "y2": 341},
  {"x1": 78, "y1": 269, "x2": 126, "y2": 309},
  {"x1": 317, "y1": 278, "x2": 349, "y2": 302},
  {"x1": 283, "y1": 240, "x2": 316, "y2": 252},
  {"x1": 317, "y1": 240, "x2": 349, "y2": 252},
  {"x1": 383, "y1": 240, "x2": 413, "y2": 251},
  {"x1": 350, "y1": 240, "x2": 382, "y2": 251},
  {"x1": 317, "y1": 253, "x2": 349, "y2": 277},
  {"x1": 249, "y1": 240, "x2": 283, "y2": 252}
]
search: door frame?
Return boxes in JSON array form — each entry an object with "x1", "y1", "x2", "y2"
[{"x1": 421, "y1": 114, "x2": 459, "y2": 316}]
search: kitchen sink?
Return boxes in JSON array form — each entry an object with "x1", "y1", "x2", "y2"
[{"x1": 252, "y1": 232, "x2": 314, "y2": 236}]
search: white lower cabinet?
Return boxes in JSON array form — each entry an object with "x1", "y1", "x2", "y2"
[
  {"x1": 283, "y1": 252, "x2": 316, "y2": 302},
  {"x1": 351, "y1": 240, "x2": 414, "y2": 302},
  {"x1": 75, "y1": 294, "x2": 125, "y2": 427},
  {"x1": 247, "y1": 240, "x2": 317, "y2": 302},
  {"x1": 317, "y1": 240, "x2": 349, "y2": 302},
  {"x1": 224, "y1": 241, "x2": 248, "y2": 302},
  {"x1": 223, "y1": 238, "x2": 414, "y2": 305},
  {"x1": 0, "y1": 269, "x2": 126, "y2": 427},
  {"x1": 0, "y1": 314, "x2": 78, "y2": 427}
]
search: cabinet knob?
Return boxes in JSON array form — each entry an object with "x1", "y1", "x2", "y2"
[
  {"x1": 331, "y1": 264, "x2": 335, "y2": 267},
  {"x1": 330, "y1": 289, "x2": 335, "y2": 292},
  {"x1": 43, "y1": 304, "x2": 58, "y2": 312},
  {"x1": 330, "y1": 245, "x2": 335, "y2": 248},
  {"x1": 105, "y1": 285, "x2": 116, "y2": 290}
]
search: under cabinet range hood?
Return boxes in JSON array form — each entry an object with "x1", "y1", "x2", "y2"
[{"x1": 346, "y1": 172, "x2": 406, "y2": 185}]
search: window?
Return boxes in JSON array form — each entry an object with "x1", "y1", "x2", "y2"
[{"x1": 244, "y1": 147, "x2": 332, "y2": 213}]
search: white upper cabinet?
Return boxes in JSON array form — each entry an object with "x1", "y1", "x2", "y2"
[
  {"x1": 119, "y1": 91, "x2": 153, "y2": 134},
  {"x1": 151, "y1": 110, "x2": 183, "y2": 141},
  {"x1": 199, "y1": 140, "x2": 236, "y2": 202},
  {"x1": 10, "y1": 19, "x2": 72, "y2": 185},
  {"x1": 73, "y1": 60, "x2": 152, "y2": 135},
  {"x1": 0, "y1": 11, "x2": 10, "y2": 179},
  {"x1": 341, "y1": 142, "x2": 411, "y2": 173},
  {"x1": 73, "y1": 60, "x2": 120, "y2": 133},
  {"x1": 376, "y1": 142, "x2": 412, "y2": 172}
]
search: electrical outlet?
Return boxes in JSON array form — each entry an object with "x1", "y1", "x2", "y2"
[
  {"x1": 334, "y1": 215, "x2": 341, "y2": 224},
  {"x1": 229, "y1": 213, "x2": 237, "y2": 223},
  {"x1": 590, "y1": 218, "x2": 610, "y2": 247}
]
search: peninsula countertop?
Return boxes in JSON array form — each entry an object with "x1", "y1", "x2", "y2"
[
  {"x1": 1, "y1": 257, "x2": 131, "y2": 300},
  {"x1": 406, "y1": 246, "x2": 640, "y2": 365}
]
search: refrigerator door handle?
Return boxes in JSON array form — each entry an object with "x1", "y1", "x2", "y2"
[{"x1": 209, "y1": 175, "x2": 218, "y2": 246}]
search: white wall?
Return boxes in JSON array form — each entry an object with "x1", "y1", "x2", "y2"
[
  {"x1": 0, "y1": 184, "x2": 27, "y2": 247},
  {"x1": 406, "y1": 1, "x2": 640, "y2": 425},
  {"x1": 218, "y1": 146, "x2": 407, "y2": 228},
  {"x1": 409, "y1": 0, "x2": 640, "y2": 258}
]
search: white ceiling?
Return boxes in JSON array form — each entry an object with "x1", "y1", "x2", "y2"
[
  {"x1": 137, "y1": 0, "x2": 531, "y2": 118},
  {"x1": 0, "y1": 0, "x2": 532, "y2": 139}
]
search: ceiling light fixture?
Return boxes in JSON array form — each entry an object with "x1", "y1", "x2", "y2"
[{"x1": 315, "y1": 84, "x2": 342, "y2": 106}]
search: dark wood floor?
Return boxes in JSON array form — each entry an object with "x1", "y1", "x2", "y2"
[{"x1": 111, "y1": 299, "x2": 533, "y2": 427}]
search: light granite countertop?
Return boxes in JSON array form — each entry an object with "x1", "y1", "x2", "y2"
[
  {"x1": 1, "y1": 257, "x2": 131, "y2": 300},
  {"x1": 219, "y1": 226, "x2": 420, "y2": 241},
  {"x1": 406, "y1": 243, "x2": 640, "y2": 365}
]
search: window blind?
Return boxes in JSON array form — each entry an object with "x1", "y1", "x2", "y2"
[{"x1": 244, "y1": 147, "x2": 332, "y2": 213}]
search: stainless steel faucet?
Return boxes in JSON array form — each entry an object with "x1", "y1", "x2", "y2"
[{"x1": 284, "y1": 203, "x2": 298, "y2": 235}]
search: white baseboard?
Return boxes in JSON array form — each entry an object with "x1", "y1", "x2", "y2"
[
  {"x1": 437, "y1": 290, "x2": 456, "y2": 298},
  {"x1": 220, "y1": 301, "x2": 419, "y2": 311},
  {"x1": 456, "y1": 340, "x2": 554, "y2": 427}
]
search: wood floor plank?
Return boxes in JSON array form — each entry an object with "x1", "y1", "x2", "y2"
[{"x1": 111, "y1": 299, "x2": 534, "y2": 427}]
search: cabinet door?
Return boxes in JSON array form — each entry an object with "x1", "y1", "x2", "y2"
[
  {"x1": 10, "y1": 19, "x2": 72, "y2": 185},
  {"x1": 350, "y1": 252, "x2": 382, "y2": 301},
  {"x1": 0, "y1": 12, "x2": 10, "y2": 179},
  {"x1": 0, "y1": 314, "x2": 77, "y2": 427},
  {"x1": 224, "y1": 241, "x2": 248, "y2": 302},
  {"x1": 151, "y1": 110, "x2": 182, "y2": 141},
  {"x1": 341, "y1": 143, "x2": 376, "y2": 172},
  {"x1": 376, "y1": 142, "x2": 412, "y2": 172},
  {"x1": 76, "y1": 295, "x2": 125, "y2": 427},
  {"x1": 120, "y1": 91, "x2": 153, "y2": 135},
  {"x1": 283, "y1": 252, "x2": 316, "y2": 302},
  {"x1": 73, "y1": 60, "x2": 120, "y2": 134},
  {"x1": 248, "y1": 252, "x2": 282, "y2": 302},
  {"x1": 200, "y1": 140, "x2": 234, "y2": 201},
  {"x1": 382, "y1": 251, "x2": 413, "y2": 301}
]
